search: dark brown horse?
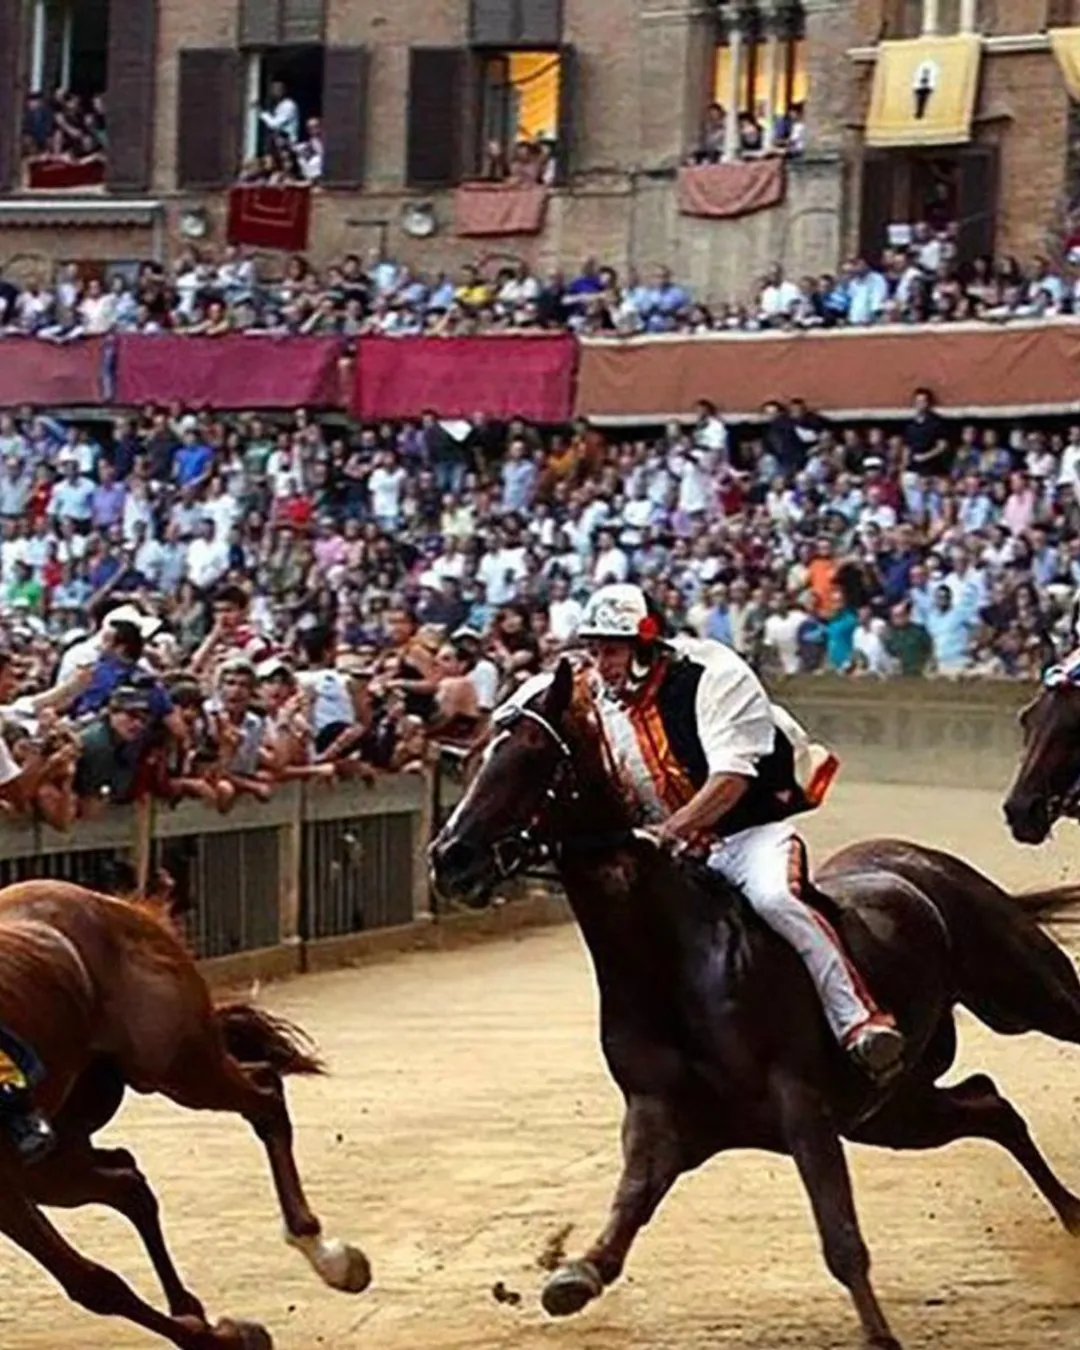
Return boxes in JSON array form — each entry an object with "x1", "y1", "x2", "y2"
[
  {"x1": 1003, "y1": 666, "x2": 1080, "y2": 844},
  {"x1": 431, "y1": 661, "x2": 1080, "y2": 1349},
  {"x1": 0, "y1": 879, "x2": 370, "y2": 1350}
]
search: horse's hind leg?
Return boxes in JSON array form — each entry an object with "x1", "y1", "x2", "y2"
[
  {"x1": 852, "y1": 1074, "x2": 1080, "y2": 1234},
  {"x1": 28, "y1": 1138, "x2": 207, "y2": 1320},
  {"x1": 0, "y1": 1154, "x2": 271, "y2": 1350},
  {"x1": 772, "y1": 1070, "x2": 902, "y2": 1350},
  {"x1": 160, "y1": 1049, "x2": 370, "y2": 1295},
  {"x1": 542, "y1": 1094, "x2": 685, "y2": 1318}
]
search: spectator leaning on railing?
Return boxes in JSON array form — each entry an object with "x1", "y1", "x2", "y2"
[{"x1": 7, "y1": 240, "x2": 1080, "y2": 347}]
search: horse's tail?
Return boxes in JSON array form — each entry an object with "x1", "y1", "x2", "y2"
[
  {"x1": 214, "y1": 1002, "x2": 326, "y2": 1077},
  {"x1": 1010, "y1": 884, "x2": 1080, "y2": 920}
]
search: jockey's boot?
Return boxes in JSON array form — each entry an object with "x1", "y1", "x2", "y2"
[
  {"x1": 846, "y1": 1019, "x2": 905, "y2": 1086},
  {"x1": 0, "y1": 1054, "x2": 54, "y2": 1164}
]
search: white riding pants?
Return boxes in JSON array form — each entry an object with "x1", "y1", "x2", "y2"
[{"x1": 707, "y1": 818, "x2": 881, "y2": 1043}]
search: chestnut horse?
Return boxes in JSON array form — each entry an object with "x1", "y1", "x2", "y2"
[
  {"x1": 431, "y1": 661, "x2": 1080, "y2": 1350},
  {"x1": 0, "y1": 879, "x2": 370, "y2": 1350}
]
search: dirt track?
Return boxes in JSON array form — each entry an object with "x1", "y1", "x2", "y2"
[{"x1": 6, "y1": 781, "x2": 1080, "y2": 1350}]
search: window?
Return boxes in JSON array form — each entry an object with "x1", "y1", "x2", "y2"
[
  {"x1": 242, "y1": 47, "x2": 324, "y2": 164},
  {"x1": 22, "y1": 0, "x2": 110, "y2": 188},
  {"x1": 406, "y1": 44, "x2": 576, "y2": 189},
  {"x1": 709, "y1": 5, "x2": 806, "y2": 157},
  {"x1": 478, "y1": 51, "x2": 563, "y2": 182},
  {"x1": 177, "y1": 41, "x2": 367, "y2": 190}
]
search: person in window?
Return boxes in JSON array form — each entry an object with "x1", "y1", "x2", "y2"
[
  {"x1": 738, "y1": 111, "x2": 763, "y2": 154},
  {"x1": 693, "y1": 102, "x2": 726, "y2": 164},
  {"x1": 258, "y1": 78, "x2": 300, "y2": 146},
  {"x1": 21, "y1": 92, "x2": 54, "y2": 157},
  {"x1": 296, "y1": 117, "x2": 324, "y2": 183}
]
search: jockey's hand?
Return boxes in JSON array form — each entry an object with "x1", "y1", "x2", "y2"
[{"x1": 633, "y1": 825, "x2": 689, "y2": 858}]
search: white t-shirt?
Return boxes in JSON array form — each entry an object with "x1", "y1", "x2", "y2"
[
  {"x1": 763, "y1": 610, "x2": 805, "y2": 675},
  {"x1": 0, "y1": 733, "x2": 19, "y2": 788},
  {"x1": 297, "y1": 668, "x2": 356, "y2": 733},
  {"x1": 469, "y1": 658, "x2": 500, "y2": 711},
  {"x1": 369, "y1": 466, "x2": 406, "y2": 523}
]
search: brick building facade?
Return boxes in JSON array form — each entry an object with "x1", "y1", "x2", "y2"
[{"x1": 0, "y1": 0, "x2": 1076, "y2": 304}]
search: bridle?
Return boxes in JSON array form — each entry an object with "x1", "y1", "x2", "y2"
[{"x1": 480, "y1": 699, "x2": 624, "y2": 881}]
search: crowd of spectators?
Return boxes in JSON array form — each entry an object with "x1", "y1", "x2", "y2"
[
  {"x1": 21, "y1": 88, "x2": 107, "y2": 173},
  {"x1": 0, "y1": 388, "x2": 1076, "y2": 833},
  {"x1": 7, "y1": 237, "x2": 1080, "y2": 343}
]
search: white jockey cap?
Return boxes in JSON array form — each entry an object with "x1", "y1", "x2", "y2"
[{"x1": 578, "y1": 583, "x2": 652, "y2": 641}]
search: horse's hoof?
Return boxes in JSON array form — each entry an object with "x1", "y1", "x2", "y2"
[
  {"x1": 867, "y1": 1337, "x2": 903, "y2": 1350},
  {"x1": 541, "y1": 1260, "x2": 603, "y2": 1318},
  {"x1": 335, "y1": 1243, "x2": 372, "y2": 1293},
  {"x1": 214, "y1": 1318, "x2": 274, "y2": 1350},
  {"x1": 1059, "y1": 1196, "x2": 1080, "y2": 1237}
]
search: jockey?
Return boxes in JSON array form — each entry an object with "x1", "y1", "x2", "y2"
[
  {"x1": 0, "y1": 1032, "x2": 52, "y2": 1161},
  {"x1": 577, "y1": 581, "x2": 905, "y2": 1083}
]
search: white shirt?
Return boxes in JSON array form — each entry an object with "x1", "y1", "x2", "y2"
[
  {"x1": 477, "y1": 547, "x2": 528, "y2": 606},
  {"x1": 369, "y1": 466, "x2": 406, "y2": 523},
  {"x1": 759, "y1": 280, "x2": 801, "y2": 321},
  {"x1": 260, "y1": 96, "x2": 300, "y2": 144},
  {"x1": 596, "y1": 636, "x2": 775, "y2": 824},
  {"x1": 297, "y1": 668, "x2": 355, "y2": 733},
  {"x1": 548, "y1": 597, "x2": 584, "y2": 642},
  {"x1": 185, "y1": 537, "x2": 229, "y2": 589},
  {"x1": 469, "y1": 658, "x2": 500, "y2": 711},
  {"x1": 763, "y1": 610, "x2": 805, "y2": 675}
]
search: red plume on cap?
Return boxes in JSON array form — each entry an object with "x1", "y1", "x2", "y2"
[{"x1": 637, "y1": 613, "x2": 660, "y2": 642}]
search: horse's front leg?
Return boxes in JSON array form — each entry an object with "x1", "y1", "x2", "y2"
[
  {"x1": 542, "y1": 1093, "x2": 685, "y2": 1317},
  {"x1": 770, "y1": 1069, "x2": 902, "y2": 1350}
]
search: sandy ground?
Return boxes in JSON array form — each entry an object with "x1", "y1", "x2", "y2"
[{"x1": 6, "y1": 781, "x2": 1080, "y2": 1350}]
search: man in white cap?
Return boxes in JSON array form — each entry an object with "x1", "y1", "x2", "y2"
[{"x1": 576, "y1": 580, "x2": 905, "y2": 1084}]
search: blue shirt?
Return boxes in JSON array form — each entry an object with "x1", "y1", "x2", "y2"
[
  {"x1": 73, "y1": 655, "x2": 174, "y2": 720},
  {"x1": 174, "y1": 442, "x2": 212, "y2": 486},
  {"x1": 926, "y1": 608, "x2": 971, "y2": 671},
  {"x1": 847, "y1": 271, "x2": 888, "y2": 326},
  {"x1": 826, "y1": 608, "x2": 858, "y2": 670},
  {"x1": 704, "y1": 607, "x2": 733, "y2": 645}
]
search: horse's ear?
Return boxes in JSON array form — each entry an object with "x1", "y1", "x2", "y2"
[{"x1": 544, "y1": 658, "x2": 574, "y2": 720}]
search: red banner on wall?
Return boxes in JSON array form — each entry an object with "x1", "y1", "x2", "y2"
[
  {"x1": 353, "y1": 336, "x2": 577, "y2": 422},
  {"x1": 114, "y1": 335, "x2": 343, "y2": 408},
  {"x1": 227, "y1": 185, "x2": 312, "y2": 253},
  {"x1": 0, "y1": 336, "x2": 104, "y2": 407}
]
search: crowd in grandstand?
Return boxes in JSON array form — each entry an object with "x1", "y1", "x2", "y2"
[
  {"x1": 0, "y1": 383, "x2": 1073, "y2": 830},
  {"x1": 6, "y1": 231, "x2": 1080, "y2": 341}
]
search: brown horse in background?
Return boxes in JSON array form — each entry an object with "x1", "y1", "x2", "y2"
[
  {"x1": 0, "y1": 879, "x2": 371, "y2": 1350},
  {"x1": 432, "y1": 661, "x2": 1080, "y2": 1349}
]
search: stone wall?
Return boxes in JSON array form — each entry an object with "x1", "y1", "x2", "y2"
[{"x1": 772, "y1": 676, "x2": 1029, "y2": 792}]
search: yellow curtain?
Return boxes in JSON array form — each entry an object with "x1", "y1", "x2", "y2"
[
  {"x1": 713, "y1": 38, "x2": 808, "y2": 117},
  {"x1": 508, "y1": 53, "x2": 560, "y2": 141},
  {"x1": 1051, "y1": 29, "x2": 1080, "y2": 101},
  {"x1": 866, "y1": 34, "x2": 982, "y2": 147}
]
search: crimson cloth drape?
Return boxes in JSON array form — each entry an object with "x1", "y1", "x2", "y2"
[
  {"x1": 0, "y1": 337, "x2": 104, "y2": 407},
  {"x1": 114, "y1": 335, "x2": 343, "y2": 408},
  {"x1": 353, "y1": 336, "x2": 577, "y2": 421},
  {"x1": 226, "y1": 185, "x2": 312, "y2": 252}
]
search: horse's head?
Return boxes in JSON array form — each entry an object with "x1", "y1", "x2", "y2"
[
  {"x1": 430, "y1": 659, "x2": 608, "y2": 905},
  {"x1": 1004, "y1": 663, "x2": 1080, "y2": 844}
]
